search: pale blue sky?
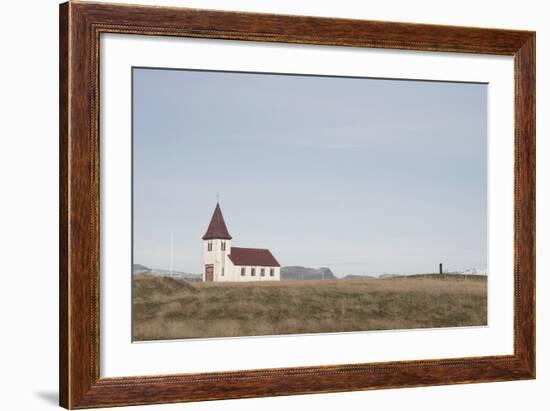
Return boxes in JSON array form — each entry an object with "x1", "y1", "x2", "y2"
[{"x1": 133, "y1": 67, "x2": 487, "y2": 276}]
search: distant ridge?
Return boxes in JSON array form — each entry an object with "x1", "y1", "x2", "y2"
[
  {"x1": 133, "y1": 263, "x2": 486, "y2": 282},
  {"x1": 133, "y1": 264, "x2": 201, "y2": 281},
  {"x1": 379, "y1": 274, "x2": 400, "y2": 279},
  {"x1": 132, "y1": 264, "x2": 151, "y2": 274},
  {"x1": 281, "y1": 266, "x2": 337, "y2": 280}
]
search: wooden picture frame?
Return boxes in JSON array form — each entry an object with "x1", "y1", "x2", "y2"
[{"x1": 59, "y1": 1, "x2": 535, "y2": 408}]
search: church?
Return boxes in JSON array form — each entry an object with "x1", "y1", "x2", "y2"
[{"x1": 202, "y1": 202, "x2": 281, "y2": 282}]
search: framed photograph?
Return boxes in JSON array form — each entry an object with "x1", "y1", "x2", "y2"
[{"x1": 59, "y1": 1, "x2": 535, "y2": 408}]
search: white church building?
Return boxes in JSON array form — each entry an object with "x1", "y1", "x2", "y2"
[{"x1": 202, "y1": 203, "x2": 281, "y2": 282}]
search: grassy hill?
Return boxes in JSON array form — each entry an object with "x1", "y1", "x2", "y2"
[{"x1": 132, "y1": 275, "x2": 487, "y2": 341}]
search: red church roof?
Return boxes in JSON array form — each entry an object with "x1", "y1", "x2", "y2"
[
  {"x1": 202, "y1": 203, "x2": 232, "y2": 240},
  {"x1": 228, "y1": 247, "x2": 280, "y2": 267}
]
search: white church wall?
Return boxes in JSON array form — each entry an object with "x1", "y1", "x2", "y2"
[
  {"x1": 273, "y1": 266, "x2": 281, "y2": 281},
  {"x1": 221, "y1": 253, "x2": 235, "y2": 282},
  {"x1": 203, "y1": 238, "x2": 231, "y2": 281},
  {"x1": 204, "y1": 243, "x2": 281, "y2": 282},
  {"x1": 232, "y1": 265, "x2": 280, "y2": 282},
  {"x1": 233, "y1": 265, "x2": 243, "y2": 282}
]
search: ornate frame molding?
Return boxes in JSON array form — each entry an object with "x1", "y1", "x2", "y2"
[{"x1": 59, "y1": 2, "x2": 535, "y2": 408}]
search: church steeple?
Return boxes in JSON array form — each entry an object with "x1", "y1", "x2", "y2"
[{"x1": 202, "y1": 203, "x2": 232, "y2": 240}]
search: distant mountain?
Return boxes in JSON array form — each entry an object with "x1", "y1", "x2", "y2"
[
  {"x1": 133, "y1": 264, "x2": 201, "y2": 281},
  {"x1": 133, "y1": 264, "x2": 151, "y2": 274},
  {"x1": 457, "y1": 268, "x2": 486, "y2": 275},
  {"x1": 379, "y1": 274, "x2": 400, "y2": 279},
  {"x1": 281, "y1": 266, "x2": 337, "y2": 280},
  {"x1": 152, "y1": 268, "x2": 202, "y2": 281},
  {"x1": 341, "y1": 274, "x2": 375, "y2": 280}
]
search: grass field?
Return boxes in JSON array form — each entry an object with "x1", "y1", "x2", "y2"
[{"x1": 132, "y1": 275, "x2": 487, "y2": 341}]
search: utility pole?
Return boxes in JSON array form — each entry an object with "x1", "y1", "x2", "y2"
[{"x1": 170, "y1": 232, "x2": 174, "y2": 276}]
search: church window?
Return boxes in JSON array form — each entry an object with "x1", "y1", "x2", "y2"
[
  {"x1": 241, "y1": 267, "x2": 245, "y2": 276},
  {"x1": 221, "y1": 241, "x2": 226, "y2": 251},
  {"x1": 207, "y1": 241, "x2": 212, "y2": 251},
  {"x1": 251, "y1": 268, "x2": 256, "y2": 276},
  {"x1": 270, "y1": 268, "x2": 275, "y2": 276},
  {"x1": 261, "y1": 268, "x2": 265, "y2": 276}
]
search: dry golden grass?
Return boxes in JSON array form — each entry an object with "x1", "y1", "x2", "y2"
[{"x1": 132, "y1": 275, "x2": 487, "y2": 341}]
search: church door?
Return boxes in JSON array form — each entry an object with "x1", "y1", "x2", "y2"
[{"x1": 205, "y1": 265, "x2": 214, "y2": 282}]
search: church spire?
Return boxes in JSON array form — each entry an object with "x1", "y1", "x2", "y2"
[{"x1": 202, "y1": 202, "x2": 232, "y2": 240}]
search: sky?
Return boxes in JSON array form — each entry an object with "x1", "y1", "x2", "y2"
[{"x1": 133, "y1": 67, "x2": 487, "y2": 277}]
